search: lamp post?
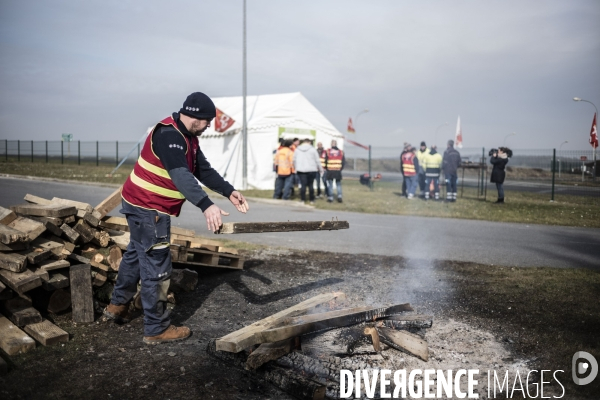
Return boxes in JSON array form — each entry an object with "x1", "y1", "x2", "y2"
[
  {"x1": 241, "y1": 0, "x2": 248, "y2": 190},
  {"x1": 352, "y1": 109, "x2": 369, "y2": 170},
  {"x1": 434, "y1": 122, "x2": 448, "y2": 147},
  {"x1": 558, "y1": 140, "x2": 568, "y2": 178},
  {"x1": 573, "y1": 97, "x2": 598, "y2": 181},
  {"x1": 503, "y1": 132, "x2": 516, "y2": 146}
]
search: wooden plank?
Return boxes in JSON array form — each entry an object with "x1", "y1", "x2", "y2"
[
  {"x1": 46, "y1": 235, "x2": 75, "y2": 253},
  {"x1": 31, "y1": 236, "x2": 65, "y2": 257},
  {"x1": 376, "y1": 327, "x2": 429, "y2": 361},
  {"x1": 378, "y1": 314, "x2": 433, "y2": 330},
  {"x1": 60, "y1": 223, "x2": 80, "y2": 243},
  {"x1": 0, "y1": 253, "x2": 28, "y2": 273},
  {"x1": 83, "y1": 212, "x2": 100, "y2": 227},
  {"x1": 217, "y1": 220, "x2": 349, "y2": 234},
  {"x1": 24, "y1": 319, "x2": 69, "y2": 346},
  {"x1": 27, "y1": 216, "x2": 63, "y2": 237},
  {"x1": 63, "y1": 215, "x2": 75, "y2": 224},
  {"x1": 51, "y1": 197, "x2": 93, "y2": 213},
  {"x1": 8, "y1": 217, "x2": 46, "y2": 241},
  {"x1": 0, "y1": 224, "x2": 29, "y2": 245},
  {"x1": 100, "y1": 216, "x2": 128, "y2": 232},
  {"x1": 38, "y1": 259, "x2": 70, "y2": 271},
  {"x1": 0, "y1": 206, "x2": 17, "y2": 225},
  {"x1": 215, "y1": 292, "x2": 347, "y2": 353},
  {"x1": 95, "y1": 186, "x2": 122, "y2": 218},
  {"x1": 68, "y1": 253, "x2": 108, "y2": 271},
  {"x1": 9, "y1": 203, "x2": 77, "y2": 218},
  {"x1": 41, "y1": 272, "x2": 69, "y2": 291},
  {"x1": 246, "y1": 338, "x2": 296, "y2": 370},
  {"x1": 256, "y1": 303, "x2": 414, "y2": 344},
  {"x1": 70, "y1": 264, "x2": 94, "y2": 322},
  {"x1": 0, "y1": 353, "x2": 7, "y2": 375},
  {"x1": 24, "y1": 194, "x2": 52, "y2": 205},
  {"x1": 18, "y1": 237, "x2": 64, "y2": 264},
  {"x1": 0, "y1": 268, "x2": 41, "y2": 293},
  {"x1": 0, "y1": 316, "x2": 36, "y2": 355},
  {"x1": 363, "y1": 326, "x2": 381, "y2": 352},
  {"x1": 172, "y1": 226, "x2": 195, "y2": 237},
  {"x1": 73, "y1": 220, "x2": 96, "y2": 243},
  {"x1": 0, "y1": 241, "x2": 29, "y2": 251},
  {"x1": 0, "y1": 281, "x2": 12, "y2": 301},
  {"x1": 0, "y1": 297, "x2": 42, "y2": 326}
]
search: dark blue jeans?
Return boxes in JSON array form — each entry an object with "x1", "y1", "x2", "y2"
[
  {"x1": 111, "y1": 201, "x2": 172, "y2": 336},
  {"x1": 274, "y1": 175, "x2": 293, "y2": 199},
  {"x1": 496, "y1": 183, "x2": 504, "y2": 199},
  {"x1": 446, "y1": 173, "x2": 458, "y2": 193}
]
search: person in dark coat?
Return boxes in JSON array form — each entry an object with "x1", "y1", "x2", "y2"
[
  {"x1": 490, "y1": 147, "x2": 512, "y2": 203},
  {"x1": 442, "y1": 140, "x2": 461, "y2": 202}
]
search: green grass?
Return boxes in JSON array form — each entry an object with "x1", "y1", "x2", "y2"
[
  {"x1": 243, "y1": 179, "x2": 600, "y2": 228},
  {"x1": 2, "y1": 160, "x2": 598, "y2": 228}
]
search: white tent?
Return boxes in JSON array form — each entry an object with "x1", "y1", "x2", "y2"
[{"x1": 199, "y1": 92, "x2": 344, "y2": 189}]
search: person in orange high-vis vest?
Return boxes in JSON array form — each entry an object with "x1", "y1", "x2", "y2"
[
  {"x1": 400, "y1": 146, "x2": 420, "y2": 199},
  {"x1": 106, "y1": 92, "x2": 249, "y2": 345},
  {"x1": 273, "y1": 140, "x2": 295, "y2": 199},
  {"x1": 325, "y1": 140, "x2": 346, "y2": 203}
]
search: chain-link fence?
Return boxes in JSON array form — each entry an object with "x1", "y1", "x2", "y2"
[
  {"x1": 0, "y1": 140, "x2": 141, "y2": 166},
  {"x1": 344, "y1": 145, "x2": 599, "y2": 198}
]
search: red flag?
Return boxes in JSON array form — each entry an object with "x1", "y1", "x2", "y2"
[
  {"x1": 347, "y1": 118, "x2": 356, "y2": 134},
  {"x1": 590, "y1": 113, "x2": 598, "y2": 149},
  {"x1": 214, "y1": 108, "x2": 235, "y2": 133}
]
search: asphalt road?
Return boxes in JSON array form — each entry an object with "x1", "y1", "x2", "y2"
[{"x1": 1, "y1": 176, "x2": 599, "y2": 269}]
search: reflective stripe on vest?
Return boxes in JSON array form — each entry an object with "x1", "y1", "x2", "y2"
[
  {"x1": 121, "y1": 116, "x2": 197, "y2": 216},
  {"x1": 318, "y1": 149, "x2": 326, "y2": 168},
  {"x1": 275, "y1": 147, "x2": 294, "y2": 175},
  {"x1": 326, "y1": 149, "x2": 343, "y2": 170},
  {"x1": 401, "y1": 153, "x2": 417, "y2": 176}
]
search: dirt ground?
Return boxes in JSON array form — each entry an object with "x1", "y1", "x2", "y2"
[{"x1": 1, "y1": 248, "x2": 599, "y2": 399}]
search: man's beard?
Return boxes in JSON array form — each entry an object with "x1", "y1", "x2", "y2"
[{"x1": 190, "y1": 122, "x2": 209, "y2": 136}]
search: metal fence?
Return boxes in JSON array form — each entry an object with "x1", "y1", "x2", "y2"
[{"x1": 344, "y1": 146, "x2": 599, "y2": 198}]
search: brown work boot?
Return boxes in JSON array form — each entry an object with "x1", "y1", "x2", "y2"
[
  {"x1": 143, "y1": 325, "x2": 191, "y2": 345},
  {"x1": 103, "y1": 303, "x2": 131, "y2": 323}
]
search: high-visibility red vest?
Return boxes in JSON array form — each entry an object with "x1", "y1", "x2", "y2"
[
  {"x1": 401, "y1": 152, "x2": 417, "y2": 176},
  {"x1": 326, "y1": 148, "x2": 343, "y2": 171},
  {"x1": 318, "y1": 148, "x2": 327, "y2": 168},
  {"x1": 121, "y1": 116, "x2": 198, "y2": 216}
]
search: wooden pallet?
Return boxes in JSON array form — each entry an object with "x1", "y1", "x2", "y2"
[{"x1": 170, "y1": 244, "x2": 244, "y2": 270}]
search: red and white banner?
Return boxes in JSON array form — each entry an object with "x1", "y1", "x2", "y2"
[
  {"x1": 590, "y1": 113, "x2": 598, "y2": 149},
  {"x1": 347, "y1": 118, "x2": 356, "y2": 134},
  {"x1": 345, "y1": 138, "x2": 369, "y2": 150},
  {"x1": 214, "y1": 108, "x2": 235, "y2": 133},
  {"x1": 455, "y1": 116, "x2": 463, "y2": 148}
]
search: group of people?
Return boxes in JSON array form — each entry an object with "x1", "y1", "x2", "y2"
[
  {"x1": 400, "y1": 140, "x2": 462, "y2": 201},
  {"x1": 273, "y1": 138, "x2": 345, "y2": 204}
]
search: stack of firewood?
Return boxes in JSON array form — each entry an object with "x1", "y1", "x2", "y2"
[
  {"x1": 208, "y1": 292, "x2": 433, "y2": 400},
  {"x1": 0, "y1": 187, "x2": 243, "y2": 358}
]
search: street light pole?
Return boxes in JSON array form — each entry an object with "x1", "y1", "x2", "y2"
[
  {"x1": 503, "y1": 132, "x2": 516, "y2": 146},
  {"x1": 241, "y1": 0, "x2": 248, "y2": 190},
  {"x1": 573, "y1": 97, "x2": 598, "y2": 181},
  {"x1": 558, "y1": 140, "x2": 568, "y2": 178}
]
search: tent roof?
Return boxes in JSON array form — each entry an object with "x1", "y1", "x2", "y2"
[{"x1": 201, "y1": 92, "x2": 343, "y2": 139}]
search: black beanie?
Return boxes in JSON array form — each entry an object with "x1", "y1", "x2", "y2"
[
  {"x1": 180, "y1": 92, "x2": 216, "y2": 120},
  {"x1": 420, "y1": 141, "x2": 426, "y2": 147}
]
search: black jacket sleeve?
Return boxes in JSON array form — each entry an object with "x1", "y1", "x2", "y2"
[
  {"x1": 193, "y1": 149, "x2": 235, "y2": 199},
  {"x1": 152, "y1": 127, "x2": 213, "y2": 212}
]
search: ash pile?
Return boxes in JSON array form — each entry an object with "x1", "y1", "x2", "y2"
[
  {"x1": 208, "y1": 292, "x2": 433, "y2": 400},
  {"x1": 0, "y1": 188, "x2": 243, "y2": 362}
]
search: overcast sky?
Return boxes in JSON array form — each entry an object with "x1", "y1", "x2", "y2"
[{"x1": 1, "y1": 0, "x2": 599, "y2": 150}]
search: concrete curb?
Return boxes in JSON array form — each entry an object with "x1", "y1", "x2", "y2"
[{"x1": 0, "y1": 173, "x2": 122, "y2": 189}]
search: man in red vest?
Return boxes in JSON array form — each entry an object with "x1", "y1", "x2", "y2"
[
  {"x1": 325, "y1": 140, "x2": 346, "y2": 202},
  {"x1": 105, "y1": 92, "x2": 249, "y2": 344}
]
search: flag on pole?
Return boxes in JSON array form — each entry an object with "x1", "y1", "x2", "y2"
[
  {"x1": 214, "y1": 108, "x2": 235, "y2": 133},
  {"x1": 590, "y1": 113, "x2": 598, "y2": 149},
  {"x1": 455, "y1": 116, "x2": 463, "y2": 148},
  {"x1": 345, "y1": 138, "x2": 369, "y2": 150},
  {"x1": 347, "y1": 118, "x2": 356, "y2": 134}
]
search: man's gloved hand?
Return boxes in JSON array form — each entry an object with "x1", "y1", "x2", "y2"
[{"x1": 203, "y1": 204, "x2": 229, "y2": 232}]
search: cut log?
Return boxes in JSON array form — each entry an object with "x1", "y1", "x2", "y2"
[
  {"x1": 363, "y1": 327, "x2": 381, "y2": 352},
  {"x1": 10, "y1": 203, "x2": 77, "y2": 218},
  {"x1": 216, "y1": 220, "x2": 349, "y2": 234},
  {"x1": 48, "y1": 288, "x2": 71, "y2": 313},
  {"x1": 91, "y1": 230, "x2": 110, "y2": 248},
  {"x1": 24, "y1": 319, "x2": 69, "y2": 346},
  {"x1": 38, "y1": 259, "x2": 70, "y2": 272},
  {"x1": 256, "y1": 303, "x2": 414, "y2": 344},
  {"x1": 24, "y1": 194, "x2": 52, "y2": 205},
  {"x1": 73, "y1": 220, "x2": 95, "y2": 243},
  {"x1": 68, "y1": 253, "x2": 108, "y2": 271},
  {"x1": 0, "y1": 268, "x2": 42, "y2": 293},
  {"x1": 107, "y1": 245, "x2": 122, "y2": 271},
  {"x1": 95, "y1": 187, "x2": 122, "y2": 218},
  {"x1": 376, "y1": 326, "x2": 429, "y2": 361},
  {"x1": 70, "y1": 264, "x2": 94, "y2": 322},
  {"x1": 8, "y1": 217, "x2": 46, "y2": 241},
  {"x1": 169, "y1": 268, "x2": 198, "y2": 293},
  {"x1": 41, "y1": 272, "x2": 69, "y2": 291},
  {"x1": 0, "y1": 224, "x2": 29, "y2": 245},
  {"x1": 60, "y1": 223, "x2": 80, "y2": 243},
  {"x1": 63, "y1": 215, "x2": 76, "y2": 224},
  {"x1": 0, "y1": 316, "x2": 36, "y2": 355},
  {"x1": 0, "y1": 253, "x2": 28, "y2": 273},
  {"x1": 51, "y1": 197, "x2": 93, "y2": 213},
  {"x1": 90, "y1": 270, "x2": 107, "y2": 286},
  {"x1": 109, "y1": 231, "x2": 130, "y2": 250},
  {"x1": 0, "y1": 206, "x2": 17, "y2": 225},
  {"x1": 245, "y1": 338, "x2": 296, "y2": 370},
  {"x1": 0, "y1": 297, "x2": 42, "y2": 326},
  {"x1": 216, "y1": 292, "x2": 347, "y2": 353}
]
